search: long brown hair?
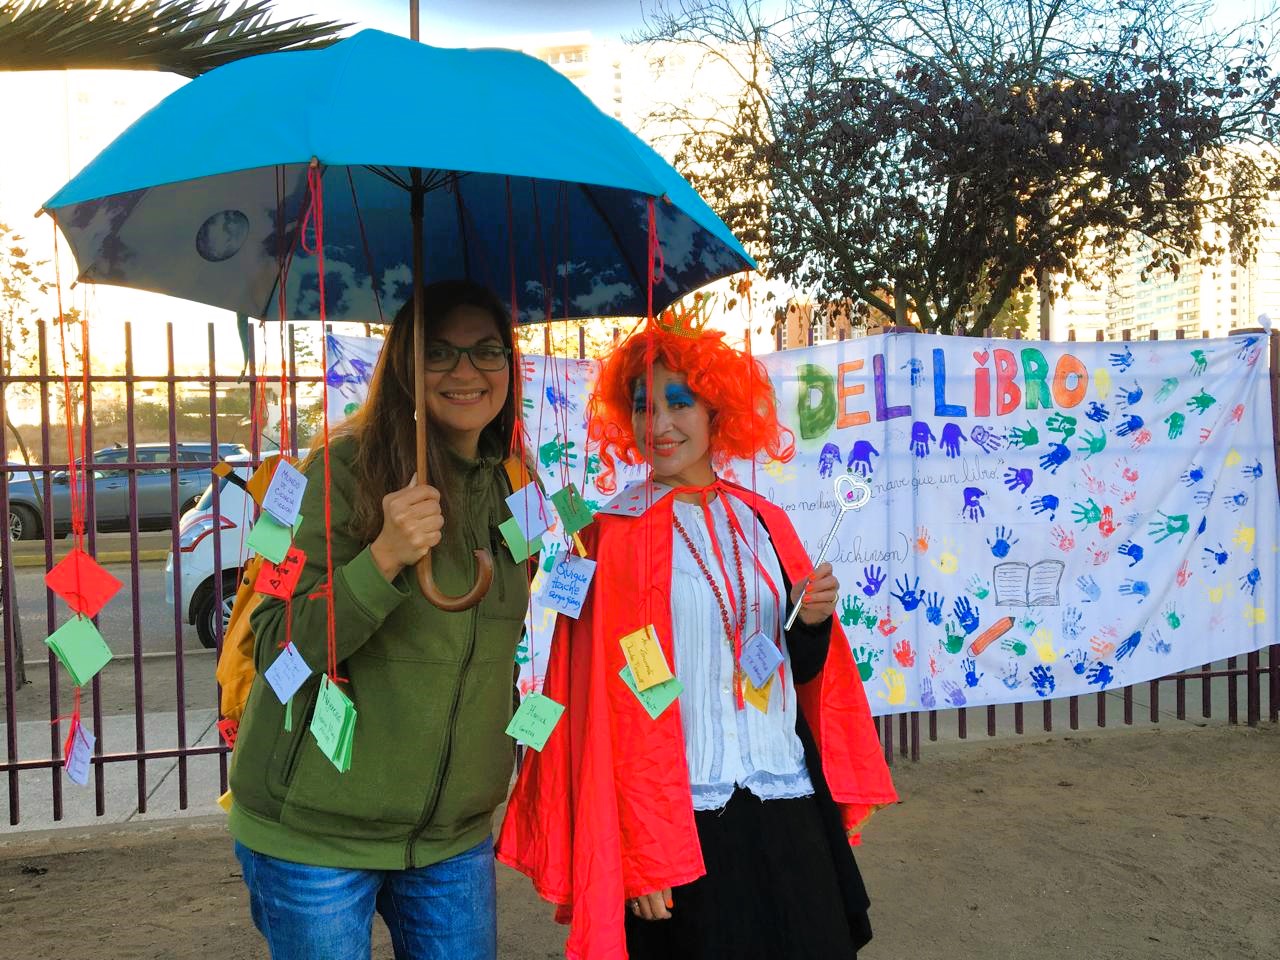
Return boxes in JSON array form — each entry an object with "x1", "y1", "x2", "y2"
[{"x1": 332, "y1": 280, "x2": 517, "y2": 544}]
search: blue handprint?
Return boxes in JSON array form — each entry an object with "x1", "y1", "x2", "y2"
[
  {"x1": 1030, "y1": 494, "x2": 1059, "y2": 520},
  {"x1": 1061, "y1": 606, "x2": 1084, "y2": 642},
  {"x1": 1000, "y1": 663, "x2": 1021, "y2": 690},
  {"x1": 1114, "y1": 382, "x2": 1143, "y2": 408},
  {"x1": 1119, "y1": 579, "x2": 1150, "y2": 602},
  {"x1": 939, "y1": 423, "x2": 967, "y2": 458},
  {"x1": 1115, "y1": 414, "x2": 1144, "y2": 437},
  {"x1": 901, "y1": 358, "x2": 925, "y2": 386},
  {"x1": 1085, "y1": 401, "x2": 1111, "y2": 423},
  {"x1": 924, "y1": 591, "x2": 944, "y2": 626},
  {"x1": 1038, "y1": 442, "x2": 1071, "y2": 474},
  {"x1": 1238, "y1": 567, "x2": 1261, "y2": 596},
  {"x1": 545, "y1": 385, "x2": 578, "y2": 412},
  {"x1": 1203, "y1": 543, "x2": 1229, "y2": 567},
  {"x1": 953, "y1": 596, "x2": 980, "y2": 635},
  {"x1": 919, "y1": 677, "x2": 937, "y2": 710},
  {"x1": 1066, "y1": 648, "x2": 1089, "y2": 676},
  {"x1": 1086, "y1": 661, "x2": 1115, "y2": 689},
  {"x1": 817, "y1": 442, "x2": 841, "y2": 478},
  {"x1": 909, "y1": 421, "x2": 936, "y2": 458},
  {"x1": 1076, "y1": 574, "x2": 1101, "y2": 603},
  {"x1": 961, "y1": 657, "x2": 984, "y2": 688},
  {"x1": 857, "y1": 564, "x2": 887, "y2": 597},
  {"x1": 1221, "y1": 490, "x2": 1249, "y2": 512},
  {"x1": 1003, "y1": 467, "x2": 1033, "y2": 494},
  {"x1": 1149, "y1": 631, "x2": 1173, "y2": 655},
  {"x1": 1109, "y1": 345, "x2": 1134, "y2": 370},
  {"x1": 1193, "y1": 485, "x2": 1216, "y2": 507},
  {"x1": 1117, "y1": 541, "x2": 1144, "y2": 567},
  {"x1": 1235, "y1": 335, "x2": 1261, "y2": 359},
  {"x1": 987, "y1": 525, "x2": 1019, "y2": 559},
  {"x1": 1241, "y1": 460, "x2": 1264, "y2": 481},
  {"x1": 1029, "y1": 665, "x2": 1056, "y2": 697},
  {"x1": 1181, "y1": 464, "x2": 1206, "y2": 486},
  {"x1": 846, "y1": 440, "x2": 879, "y2": 476},
  {"x1": 969, "y1": 424, "x2": 1003, "y2": 452},
  {"x1": 1115, "y1": 630, "x2": 1142, "y2": 661},
  {"x1": 890, "y1": 575, "x2": 924, "y2": 612},
  {"x1": 960, "y1": 487, "x2": 986, "y2": 521}
]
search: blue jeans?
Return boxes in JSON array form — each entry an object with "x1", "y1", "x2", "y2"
[{"x1": 234, "y1": 838, "x2": 497, "y2": 960}]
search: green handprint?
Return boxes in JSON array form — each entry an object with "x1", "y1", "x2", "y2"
[
  {"x1": 1190, "y1": 349, "x2": 1207, "y2": 375},
  {"x1": 851, "y1": 646, "x2": 882, "y2": 682},
  {"x1": 584, "y1": 453, "x2": 603, "y2": 477},
  {"x1": 942, "y1": 621, "x2": 964, "y2": 655},
  {"x1": 1001, "y1": 637, "x2": 1028, "y2": 657},
  {"x1": 539, "y1": 435, "x2": 578, "y2": 468},
  {"x1": 541, "y1": 540, "x2": 563, "y2": 573},
  {"x1": 861, "y1": 610, "x2": 878, "y2": 631},
  {"x1": 1155, "y1": 377, "x2": 1179, "y2": 402},
  {"x1": 1008, "y1": 423, "x2": 1040, "y2": 449},
  {"x1": 1147, "y1": 511, "x2": 1190, "y2": 544},
  {"x1": 1187, "y1": 389, "x2": 1216, "y2": 415},
  {"x1": 840, "y1": 594, "x2": 866, "y2": 627},
  {"x1": 522, "y1": 396, "x2": 535, "y2": 414},
  {"x1": 1071, "y1": 498, "x2": 1102, "y2": 525},
  {"x1": 1046, "y1": 414, "x2": 1078, "y2": 440},
  {"x1": 514, "y1": 638, "x2": 532, "y2": 665},
  {"x1": 1164, "y1": 411, "x2": 1185, "y2": 439},
  {"x1": 1076, "y1": 428, "x2": 1106, "y2": 458},
  {"x1": 1164, "y1": 606, "x2": 1182, "y2": 630}
]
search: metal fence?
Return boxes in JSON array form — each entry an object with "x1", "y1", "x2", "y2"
[{"x1": 1, "y1": 320, "x2": 1277, "y2": 827}]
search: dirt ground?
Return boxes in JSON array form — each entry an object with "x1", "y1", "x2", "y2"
[{"x1": 1, "y1": 722, "x2": 1276, "y2": 960}]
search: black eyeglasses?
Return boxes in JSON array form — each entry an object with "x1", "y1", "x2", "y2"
[{"x1": 423, "y1": 342, "x2": 512, "y2": 373}]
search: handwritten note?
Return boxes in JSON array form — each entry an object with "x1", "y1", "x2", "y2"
[
  {"x1": 741, "y1": 632, "x2": 784, "y2": 689},
  {"x1": 263, "y1": 642, "x2": 312, "y2": 704},
  {"x1": 247, "y1": 512, "x2": 303, "y2": 565},
  {"x1": 254, "y1": 547, "x2": 307, "y2": 600},
  {"x1": 310, "y1": 676, "x2": 356, "y2": 773},
  {"x1": 539, "y1": 555, "x2": 596, "y2": 619},
  {"x1": 506, "y1": 482, "x2": 552, "y2": 542},
  {"x1": 64, "y1": 721, "x2": 95, "y2": 786},
  {"x1": 44, "y1": 547, "x2": 122, "y2": 618},
  {"x1": 597, "y1": 481, "x2": 674, "y2": 517},
  {"x1": 619, "y1": 624, "x2": 673, "y2": 691},
  {"x1": 498, "y1": 516, "x2": 543, "y2": 563},
  {"x1": 744, "y1": 674, "x2": 774, "y2": 714},
  {"x1": 262, "y1": 459, "x2": 307, "y2": 526},
  {"x1": 44, "y1": 616, "x2": 112, "y2": 687},
  {"x1": 504, "y1": 692, "x2": 565, "y2": 751},
  {"x1": 549, "y1": 483, "x2": 596, "y2": 536},
  {"x1": 619, "y1": 666, "x2": 683, "y2": 719}
]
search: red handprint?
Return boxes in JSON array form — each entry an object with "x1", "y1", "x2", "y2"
[
  {"x1": 1176, "y1": 560, "x2": 1192, "y2": 587},
  {"x1": 1098, "y1": 506, "x2": 1118, "y2": 538},
  {"x1": 893, "y1": 638, "x2": 916, "y2": 667}
]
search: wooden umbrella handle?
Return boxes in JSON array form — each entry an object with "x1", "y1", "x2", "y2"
[{"x1": 416, "y1": 549, "x2": 494, "y2": 612}]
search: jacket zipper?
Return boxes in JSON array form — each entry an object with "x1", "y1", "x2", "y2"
[{"x1": 404, "y1": 469, "x2": 491, "y2": 867}]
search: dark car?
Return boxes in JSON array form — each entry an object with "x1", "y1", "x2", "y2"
[{"x1": 6, "y1": 442, "x2": 249, "y2": 541}]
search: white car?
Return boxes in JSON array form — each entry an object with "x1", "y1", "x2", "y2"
[{"x1": 164, "y1": 457, "x2": 256, "y2": 648}]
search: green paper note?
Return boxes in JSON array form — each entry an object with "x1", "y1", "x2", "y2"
[
  {"x1": 44, "y1": 616, "x2": 112, "y2": 687},
  {"x1": 505, "y1": 692, "x2": 565, "y2": 751},
  {"x1": 550, "y1": 483, "x2": 596, "y2": 536},
  {"x1": 619, "y1": 665, "x2": 684, "y2": 720},
  {"x1": 284, "y1": 696, "x2": 293, "y2": 733},
  {"x1": 246, "y1": 512, "x2": 303, "y2": 565},
  {"x1": 310, "y1": 676, "x2": 356, "y2": 773},
  {"x1": 498, "y1": 516, "x2": 543, "y2": 562}
]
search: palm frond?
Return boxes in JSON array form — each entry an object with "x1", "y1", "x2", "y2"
[{"x1": 0, "y1": 0, "x2": 350, "y2": 77}]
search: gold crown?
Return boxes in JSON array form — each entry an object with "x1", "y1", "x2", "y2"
[{"x1": 655, "y1": 291, "x2": 716, "y2": 338}]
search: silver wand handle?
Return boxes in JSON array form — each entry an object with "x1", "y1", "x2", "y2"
[{"x1": 784, "y1": 474, "x2": 872, "y2": 631}]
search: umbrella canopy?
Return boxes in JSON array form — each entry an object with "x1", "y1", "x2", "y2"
[{"x1": 43, "y1": 28, "x2": 755, "y2": 323}]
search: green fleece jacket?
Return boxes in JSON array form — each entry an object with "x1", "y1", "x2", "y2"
[{"x1": 227, "y1": 434, "x2": 528, "y2": 870}]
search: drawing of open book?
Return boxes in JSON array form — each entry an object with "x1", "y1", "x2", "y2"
[{"x1": 993, "y1": 559, "x2": 1064, "y2": 607}]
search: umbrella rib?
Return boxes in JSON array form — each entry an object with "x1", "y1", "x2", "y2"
[{"x1": 575, "y1": 182, "x2": 647, "y2": 298}]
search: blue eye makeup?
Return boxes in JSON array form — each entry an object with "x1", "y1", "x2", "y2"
[
  {"x1": 665, "y1": 382, "x2": 696, "y2": 408},
  {"x1": 632, "y1": 384, "x2": 648, "y2": 413}
]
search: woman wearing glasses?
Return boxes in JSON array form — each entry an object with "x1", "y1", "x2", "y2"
[{"x1": 228, "y1": 280, "x2": 528, "y2": 960}]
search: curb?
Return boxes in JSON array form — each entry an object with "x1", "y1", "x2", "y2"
[{"x1": 9, "y1": 549, "x2": 169, "y2": 568}]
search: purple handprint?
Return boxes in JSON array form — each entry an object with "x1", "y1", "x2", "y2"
[
  {"x1": 969, "y1": 424, "x2": 1002, "y2": 453},
  {"x1": 909, "y1": 421, "x2": 937, "y2": 458},
  {"x1": 1004, "y1": 467, "x2": 1033, "y2": 494},
  {"x1": 1115, "y1": 414, "x2": 1144, "y2": 438},
  {"x1": 847, "y1": 440, "x2": 880, "y2": 476},
  {"x1": 953, "y1": 596, "x2": 980, "y2": 635},
  {"x1": 818, "y1": 442, "x2": 841, "y2": 478},
  {"x1": 939, "y1": 423, "x2": 967, "y2": 458},
  {"x1": 920, "y1": 677, "x2": 937, "y2": 710},
  {"x1": 1029, "y1": 665, "x2": 1056, "y2": 697},
  {"x1": 941, "y1": 680, "x2": 967, "y2": 707},
  {"x1": 857, "y1": 564, "x2": 887, "y2": 597},
  {"x1": 1038, "y1": 442, "x2": 1072, "y2": 475},
  {"x1": 961, "y1": 487, "x2": 986, "y2": 521}
]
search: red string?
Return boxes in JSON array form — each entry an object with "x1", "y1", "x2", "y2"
[
  {"x1": 303, "y1": 164, "x2": 341, "y2": 683},
  {"x1": 643, "y1": 199, "x2": 658, "y2": 632},
  {"x1": 51, "y1": 225, "x2": 85, "y2": 547}
]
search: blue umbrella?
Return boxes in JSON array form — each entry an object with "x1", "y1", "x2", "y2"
[{"x1": 43, "y1": 29, "x2": 756, "y2": 609}]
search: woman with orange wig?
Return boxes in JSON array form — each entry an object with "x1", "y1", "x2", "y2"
[{"x1": 497, "y1": 322, "x2": 896, "y2": 960}]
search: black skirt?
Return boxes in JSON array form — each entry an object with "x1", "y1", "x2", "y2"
[{"x1": 624, "y1": 786, "x2": 872, "y2": 960}]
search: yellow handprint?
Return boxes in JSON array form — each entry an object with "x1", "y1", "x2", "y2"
[
  {"x1": 1232, "y1": 525, "x2": 1256, "y2": 552},
  {"x1": 763, "y1": 458, "x2": 797, "y2": 482},
  {"x1": 1031, "y1": 628, "x2": 1061, "y2": 664},
  {"x1": 1225, "y1": 449, "x2": 1242, "y2": 468},
  {"x1": 929, "y1": 537, "x2": 959, "y2": 575},
  {"x1": 1244, "y1": 605, "x2": 1267, "y2": 626},
  {"x1": 1094, "y1": 367, "x2": 1112, "y2": 400},
  {"x1": 877, "y1": 667, "x2": 907, "y2": 705},
  {"x1": 1206, "y1": 583, "x2": 1225, "y2": 604}
]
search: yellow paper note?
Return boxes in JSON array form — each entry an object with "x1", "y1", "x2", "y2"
[
  {"x1": 217, "y1": 788, "x2": 234, "y2": 813},
  {"x1": 619, "y1": 625, "x2": 672, "y2": 692},
  {"x1": 744, "y1": 675, "x2": 773, "y2": 714}
]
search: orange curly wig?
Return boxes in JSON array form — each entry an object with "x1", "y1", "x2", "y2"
[{"x1": 586, "y1": 324, "x2": 795, "y2": 493}]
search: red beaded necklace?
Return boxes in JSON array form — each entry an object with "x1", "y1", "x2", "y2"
[{"x1": 672, "y1": 508, "x2": 747, "y2": 649}]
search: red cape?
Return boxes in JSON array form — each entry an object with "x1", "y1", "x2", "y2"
[{"x1": 497, "y1": 482, "x2": 897, "y2": 960}]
